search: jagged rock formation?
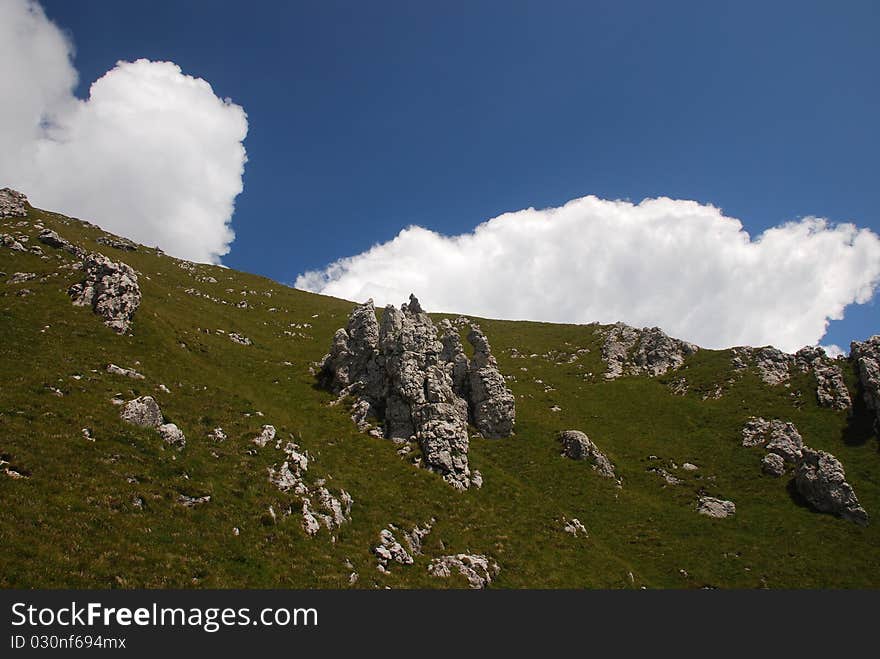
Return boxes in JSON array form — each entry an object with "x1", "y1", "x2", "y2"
[
  {"x1": 795, "y1": 448, "x2": 868, "y2": 525},
  {"x1": 558, "y1": 430, "x2": 617, "y2": 479},
  {"x1": 372, "y1": 520, "x2": 433, "y2": 573},
  {"x1": 601, "y1": 322, "x2": 697, "y2": 380},
  {"x1": 697, "y1": 496, "x2": 736, "y2": 518},
  {"x1": 68, "y1": 253, "x2": 141, "y2": 334},
  {"x1": 732, "y1": 345, "x2": 851, "y2": 410},
  {"x1": 851, "y1": 336, "x2": 880, "y2": 432},
  {"x1": 794, "y1": 347, "x2": 851, "y2": 410},
  {"x1": 318, "y1": 295, "x2": 515, "y2": 490},
  {"x1": 427, "y1": 554, "x2": 500, "y2": 589},
  {"x1": 0, "y1": 188, "x2": 27, "y2": 218}
]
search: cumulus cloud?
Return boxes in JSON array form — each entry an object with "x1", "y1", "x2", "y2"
[
  {"x1": 0, "y1": 0, "x2": 247, "y2": 263},
  {"x1": 296, "y1": 195, "x2": 880, "y2": 352}
]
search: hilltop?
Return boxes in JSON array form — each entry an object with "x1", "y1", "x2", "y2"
[{"x1": 1, "y1": 188, "x2": 879, "y2": 589}]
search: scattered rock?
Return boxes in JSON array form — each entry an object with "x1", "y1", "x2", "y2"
[
  {"x1": 563, "y1": 517, "x2": 588, "y2": 537},
  {"x1": 373, "y1": 527, "x2": 415, "y2": 571},
  {"x1": 8, "y1": 272, "x2": 36, "y2": 284},
  {"x1": 253, "y1": 424, "x2": 276, "y2": 447},
  {"x1": 558, "y1": 430, "x2": 616, "y2": 479},
  {"x1": 96, "y1": 235, "x2": 137, "y2": 251},
  {"x1": 682, "y1": 462, "x2": 698, "y2": 471},
  {"x1": 68, "y1": 253, "x2": 141, "y2": 334},
  {"x1": 120, "y1": 396, "x2": 163, "y2": 428},
  {"x1": 178, "y1": 494, "x2": 210, "y2": 507},
  {"x1": 1, "y1": 233, "x2": 26, "y2": 252},
  {"x1": 158, "y1": 423, "x2": 186, "y2": 449},
  {"x1": 795, "y1": 448, "x2": 868, "y2": 525},
  {"x1": 648, "y1": 466, "x2": 681, "y2": 485},
  {"x1": 697, "y1": 496, "x2": 736, "y2": 518},
  {"x1": 38, "y1": 229, "x2": 82, "y2": 256},
  {"x1": 228, "y1": 332, "x2": 252, "y2": 346},
  {"x1": 0, "y1": 188, "x2": 27, "y2": 218},
  {"x1": 106, "y1": 363, "x2": 145, "y2": 379},
  {"x1": 428, "y1": 554, "x2": 500, "y2": 589},
  {"x1": 208, "y1": 427, "x2": 227, "y2": 442}
]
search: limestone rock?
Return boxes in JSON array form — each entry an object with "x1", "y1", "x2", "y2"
[
  {"x1": 851, "y1": 336, "x2": 880, "y2": 432},
  {"x1": 120, "y1": 396, "x2": 163, "y2": 428},
  {"x1": 106, "y1": 363, "x2": 145, "y2": 379},
  {"x1": 373, "y1": 527, "x2": 414, "y2": 571},
  {"x1": 8, "y1": 272, "x2": 36, "y2": 284},
  {"x1": 697, "y1": 496, "x2": 736, "y2": 518},
  {"x1": 38, "y1": 229, "x2": 83, "y2": 257},
  {"x1": 158, "y1": 423, "x2": 186, "y2": 449},
  {"x1": 558, "y1": 430, "x2": 616, "y2": 479},
  {"x1": 753, "y1": 347, "x2": 793, "y2": 385},
  {"x1": 428, "y1": 554, "x2": 500, "y2": 589},
  {"x1": 0, "y1": 188, "x2": 27, "y2": 218},
  {"x1": 68, "y1": 253, "x2": 141, "y2": 334},
  {"x1": 795, "y1": 448, "x2": 868, "y2": 525},
  {"x1": 1, "y1": 233, "x2": 26, "y2": 252},
  {"x1": 467, "y1": 326, "x2": 516, "y2": 438},
  {"x1": 253, "y1": 424, "x2": 276, "y2": 447},
  {"x1": 741, "y1": 417, "x2": 803, "y2": 463},
  {"x1": 96, "y1": 235, "x2": 137, "y2": 251},
  {"x1": 601, "y1": 322, "x2": 697, "y2": 380},
  {"x1": 762, "y1": 453, "x2": 786, "y2": 477},
  {"x1": 563, "y1": 517, "x2": 588, "y2": 537},
  {"x1": 794, "y1": 346, "x2": 851, "y2": 410},
  {"x1": 178, "y1": 494, "x2": 210, "y2": 507},
  {"x1": 319, "y1": 295, "x2": 515, "y2": 489}
]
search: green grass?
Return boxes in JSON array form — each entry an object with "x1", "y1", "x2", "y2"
[{"x1": 1, "y1": 204, "x2": 878, "y2": 588}]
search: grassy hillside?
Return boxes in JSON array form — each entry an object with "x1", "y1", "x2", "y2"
[{"x1": 1, "y1": 202, "x2": 878, "y2": 589}]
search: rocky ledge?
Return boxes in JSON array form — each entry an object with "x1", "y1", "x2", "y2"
[
  {"x1": 319, "y1": 295, "x2": 515, "y2": 490},
  {"x1": 0, "y1": 188, "x2": 28, "y2": 218},
  {"x1": 601, "y1": 322, "x2": 698, "y2": 380}
]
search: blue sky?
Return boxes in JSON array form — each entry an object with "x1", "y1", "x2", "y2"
[{"x1": 28, "y1": 1, "x2": 880, "y2": 348}]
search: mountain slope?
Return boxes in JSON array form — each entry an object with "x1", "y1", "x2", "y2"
[{"x1": 1, "y1": 193, "x2": 878, "y2": 588}]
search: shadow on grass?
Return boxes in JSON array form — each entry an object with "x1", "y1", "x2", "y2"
[
  {"x1": 840, "y1": 386, "x2": 877, "y2": 448},
  {"x1": 785, "y1": 477, "x2": 821, "y2": 515}
]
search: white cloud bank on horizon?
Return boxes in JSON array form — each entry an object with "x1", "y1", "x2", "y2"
[
  {"x1": 0, "y1": 0, "x2": 247, "y2": 264},
  {"x1": 296, "y1": 196, "x2": 880, "y2": 352}
]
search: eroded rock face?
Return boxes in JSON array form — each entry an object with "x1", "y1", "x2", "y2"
[
  {"x1": 319, "y1": 295, "x2": 515, "y2": 490},
  {"x1": 795, "y1": 448, "x2": 868, "y2": 525},
  {"x1": 427, "y1": 554, "x2": 500, "y2": 589},
  {"x1": 795, "y1": 346, "x2": 851, "y2": 410},
  {"x1": 0, "y1": 188, "x2": 27, "y2": 218},
  {"x1": 754, "y1": 347, "x2": 793, "y2": 385},
  {"x1": 467, "y1": 326, "x2": 516, "y2": 438},
  {"x1": 601, "y1": 323, "x2": 697, "y2": 380},
  {"x1": 558, "y1": 430, "x2": 616, "y2": 479},
  {"x1": 68, "y1": 253, "x2": 141, "y2": 334},
  {"x1": 120, "y1": 396, "x2": 163, "y2": 428},
  {"x1": 851, "y1": 336, "x2": 880, "y2": 432}
]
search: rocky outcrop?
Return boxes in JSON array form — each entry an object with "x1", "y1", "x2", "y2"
[
  {"x1": 697, "y1": 496, "x2": 736, "y2": 518},
  {"x1": 558, "y1": 430, "x2": 616, "y2": 479},
  {"x1": 96, "y1": 235, "x2": 137, "y2": 251},
  {"x1": 762, "y1": 453, "x2": 786, "y2": 477},
  {"x1": 106, "y1": 363, "x2": 145, "y2": 379},
  {"x1": 253, "y1": 425, "x2": 277, "y2": 447},
  {"x1": 794, "y1": 346, "x2": 851, "y2": 410},
  {"x1": 601, "y1": 322, "x2": 697, "y2": 380},
  {"x1": 795, "y1": 448, "x2": 868, "y2": 525},
  {"x1": 851, "y1": 336, "x2": 880, "y2": 432},
  {"x1": 741, "y1": 417, "x2": 804, "y2": 477},
  {"x1": 318, "y1": 295, "x2": 515, "y2": 490},
  {"x1": 467, "y1": 326, "x2": 516, "y2": 437},
  {"x1": 120, "y1": 396, "x2": 163, "y2": 428},
  {"x1": 1, "y1": 233, "x2": 27, "y2": 252},
  {"x1": 68, "y1": 253, "x2": 141, "y2": 334},
  {"x1": 427, "y1": 554, "x2": 500, "y2": 589},
  {"x1": 0, "y1": 188, "x2": 27, "y2": 218},
  {"x1": 753, "y1": 347, "x2": 793, "y2": 385}
]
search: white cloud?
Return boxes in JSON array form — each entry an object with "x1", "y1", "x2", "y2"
[
  {"x1": 0, "y1": 0, "x2": 247, "y2": 264},
  {"x1": 296, "y1": 195, "x2": 880, "y2": 352},
  {"x1": 820, "y1": 344, "x2": 846, "y2": 359}
]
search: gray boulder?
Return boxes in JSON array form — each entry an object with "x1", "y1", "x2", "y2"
[
  {"x1": 762, "y1": 452, "x2": 786, "y2": 477},
  {"x1": 158, "y1": 423, "x2": 186, "y2": 449},
  {"x1": 68, "y1": 253, "x2": 141, "y2": 334},
  {"x1": 558, "y1": 430, "x2": 616, "y2": 479},
  {"x1": 697, "y1": 496, "x2": 736, "y2": 518},
  {"x1": 795, "y1": 448, "x2": 868, "y2": 525},
  {"x1": 120, "y1": 396, "x2": 163, "y2": 428}
]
